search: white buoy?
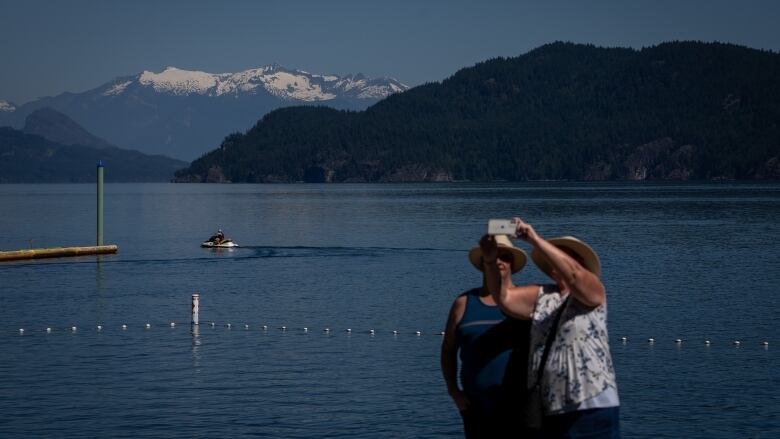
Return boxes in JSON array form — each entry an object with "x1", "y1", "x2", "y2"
[
  {"x1": 705, "y1": 340, "x2": 711, "y2": 345},
  {"x1": 416, "y1": 331, "x2": 422, "y2": 336},
  {"x1": 369, "y1": 329, "x2": 375, "y2": 335},
  {"x1": 648, "y1": 338, "x2": 655, "y2": 343},
  {"x1": 245, "y1": 324, "x2": 249, "y2": 330},
  {"x1": 19, "y1": 329, "x2": 24, "y2": 334},
  {"x1": 346, "y1": 328, "x2": 352, "y2": 333},
  {"x1": 262, "y1": 325, "x2": 268, "y2": 330},
  {"x1": 733, "y1": 340, "x2": 741, "y2": 346},
  {"x1": 122, "y1": 324, "x2": 127, "y2": 330},
  {"x1": 170, "y1": 322, "x2": 176, "y2": 328},
  {"x1": 145, "y1": 323, "x2": 151, "y2": 329},
  {"x1": 46, "y1": 327, "x2": 52, "y2": 333},
  {"x1": 324, "y1": 328, "x2": 330, "y2": 332},
  {"x1": 439, "y1": 331, "x2": 445, "y2": 336},
  {"x1": 191, "y1": 293, "x2": 200, "y2": 325},
  {"x1": 675, "y1": 339, "x2": 682, "y2": 344},
  {"x1": 210, "y1": 322, "x2": 215, "y2": 327},
  {"x1": 281, "y1": 326, "x2": 287, "y2": 331},
  {"x1": 392, "y1": 330, "x2": 398, "y2": 335},
  {"x1": 97, "y1": 325, "x2": 103, "y2": 331},
  {"x1": 763, "y1": 341, "x2": 769, "y2": 346},
  {"x1": 620, "y1": 336, "x2": 628, "y2": 342},
  {"x1": 72, "y1": 326, "x2": 77, "y2": 332},
  {"x1": 226, "y1": 323, "x2": 232, "y2": 329},
  {"x1": 303, "y1": 327, "x2": 309, "y2": 332}
]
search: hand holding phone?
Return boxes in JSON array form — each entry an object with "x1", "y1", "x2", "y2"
[
  {"x1": 487, "y1": 219, "x2": 517, "y2": 236},
  {"x1": 512, "y1": 217, "x2": 536, "y2": 242}
]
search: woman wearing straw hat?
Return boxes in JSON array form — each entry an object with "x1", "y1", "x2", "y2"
[
  {"x1": 441, "y1": 235, "x2": 533, "y2": 438},
  {"x1": 480, "y1": 218, "x2": 620, "y2": 438}
]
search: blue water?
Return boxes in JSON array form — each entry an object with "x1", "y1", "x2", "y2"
[{"x1": 1, "y1": 182, "x2": 779, "y2": 438}]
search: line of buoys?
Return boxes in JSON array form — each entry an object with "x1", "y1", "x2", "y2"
[
  {"x1": 8, "y1": 321, "x2": 772, "y2": 349},
  {"x1": 13, "y1": 324, "x2": 443, "y2": 337},
  {"x1": 617, "y1": 337, "x2": 770, "y2": 347},
  {"x1": 19, "y1": 322, "x2": 430, "y2": 335}
]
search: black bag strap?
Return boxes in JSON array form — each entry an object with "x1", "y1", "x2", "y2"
[{"x1": 535, "y1": 291, "x2": 570, "y2": 385}]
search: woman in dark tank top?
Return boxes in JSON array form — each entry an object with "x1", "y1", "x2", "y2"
[{"x1": 441, "y1": 235, "x2": 532, "y2": 438}]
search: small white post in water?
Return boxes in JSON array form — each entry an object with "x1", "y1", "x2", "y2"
[{"x1": 191, "y1": 293, "x2": 200, "y2": 325}]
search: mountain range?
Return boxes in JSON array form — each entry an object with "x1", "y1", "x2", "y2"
[
  {"x1": 0, "y1": 65, "x2": 407, "y2": 160},
  {"x1": 174, "y1": 42, "x2": 780, "y2": 183},
  {"x1": 0, "y1": 108, "x2": 187, "y2": 183}
]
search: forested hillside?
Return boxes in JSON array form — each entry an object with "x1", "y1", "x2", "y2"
[
  {"x1": 175, "y1": 42, "x2": 780, "y2": 182},
  {"x1": 0, "y1": 109, "x2": 187, "y2": 182}
]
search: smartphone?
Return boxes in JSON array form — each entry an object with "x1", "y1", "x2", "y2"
[{"x1": 487, "y1": 219, "x2": 516, "y2": 235}]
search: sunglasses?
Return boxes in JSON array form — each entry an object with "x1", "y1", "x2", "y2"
[{"x1": 497, "y1": 252, "x2": 514, "y2": 263}]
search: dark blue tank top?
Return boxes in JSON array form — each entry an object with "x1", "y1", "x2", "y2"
[{"x1": 456, "y1": 288, "x2": 530, "y2": 414}]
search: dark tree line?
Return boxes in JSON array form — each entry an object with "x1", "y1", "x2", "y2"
[{"x1": 176, "y1": 41, "x2": 780, "y2": 183}]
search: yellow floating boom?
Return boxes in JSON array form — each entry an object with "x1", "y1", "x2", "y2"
[{"x1": 0, "y1": 245, "x2": 118, "y2": 262}]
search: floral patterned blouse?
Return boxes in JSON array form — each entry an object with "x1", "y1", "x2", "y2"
[{"x1": 528, "y1": 285, "x2": 618, "y2": 414}]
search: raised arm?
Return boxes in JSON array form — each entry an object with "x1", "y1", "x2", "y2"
[
  {"x1": 479, "y1": 235, "x2": 538, "y2": 319},
  {"x1": 514, "y1": 218, "x2": 605, "y2": 307}
]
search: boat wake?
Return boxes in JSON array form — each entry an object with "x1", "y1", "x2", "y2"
[{"x1": 0, "y1": 245, "x2": 464, "y2": 269}]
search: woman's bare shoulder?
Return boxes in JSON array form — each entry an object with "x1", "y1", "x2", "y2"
[{"x1": 508, "y1": 283, "x2": 542, "y2": 296}]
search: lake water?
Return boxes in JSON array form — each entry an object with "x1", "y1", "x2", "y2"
[{"x1": 1, "y1": 182, "x2": 779, "y2": 438}]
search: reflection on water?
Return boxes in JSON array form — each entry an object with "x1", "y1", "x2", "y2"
[
  {"x1": 203, "y1": 247, "x2": 237, "y2": 256},
  {"x1": 95, "y1": 257, "x2": 106, "y2": 290},
  {"x1": 191, "y1": 324, "x2": 201, "y2": 368}
]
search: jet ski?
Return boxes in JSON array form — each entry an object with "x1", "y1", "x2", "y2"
[{"x1": 202, "y1": 234, "x2": 239, "y2": 248}]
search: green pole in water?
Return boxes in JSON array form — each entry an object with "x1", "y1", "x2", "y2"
[{"x1": 97, "y1": 160, "x2": 104, "y2": 246}]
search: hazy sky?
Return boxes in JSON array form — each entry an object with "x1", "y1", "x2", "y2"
[{"x1": 1, "y1": 0, "x2": 779, "y2": 104}]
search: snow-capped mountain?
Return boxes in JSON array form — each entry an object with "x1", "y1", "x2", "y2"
[
  {"x1": 0, "y1": 100, "x2": 16, "y2": 112},
  {"x1": 108, "y1": 65, "x2": 407, "y2": 102},
  {"x1": 0, "y1": 65, "x2": 408, "y2": 160}
]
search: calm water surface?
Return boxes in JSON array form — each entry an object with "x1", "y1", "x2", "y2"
[{"x1": 1, "y1": 182, "x2": 779, "y2": 438}]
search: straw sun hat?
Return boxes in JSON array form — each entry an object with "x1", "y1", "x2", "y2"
[
  {"x1": 531, "y1": 236, "x2": 601, "y2": 277},
  {"x1": 468, "y1": 234, "x2": 528, "y2": 274}
]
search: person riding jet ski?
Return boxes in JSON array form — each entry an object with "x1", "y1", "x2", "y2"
[
  {"x1": 206, "y1": 229, "x2": 225, "y2": 244},
  {"x1": 203, "y1": 229, "x2": 238, "y2": 248}
]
